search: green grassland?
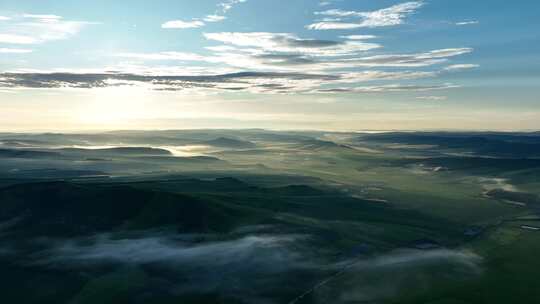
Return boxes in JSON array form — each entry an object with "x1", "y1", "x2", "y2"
[{"x1": 0, "y1": 130, "x2": 539, "y2": 303}]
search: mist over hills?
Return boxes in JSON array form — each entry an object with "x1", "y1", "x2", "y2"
[{"x1": 1, "y1": 129, "x2": 540, "y2": 303}]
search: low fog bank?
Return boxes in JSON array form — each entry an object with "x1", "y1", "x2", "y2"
[
  {"x1": 350, "y1": 248, "x2": 482, "y2": 271},
  {"x1": 0, "y1": 228, "x2": 484, "y2": 303},
  {"x1": 312, "y1": 248, "x2": 482, "y2": 304},
  {"x1": 42, "y1": 233, "x2": 306, "y2": 272}
]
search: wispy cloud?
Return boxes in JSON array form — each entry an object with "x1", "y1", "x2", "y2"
[
  {"x1": 0, "y1": 71, "x2": 332, "y2": 93},
  {"x1": 0, "y1": 69, "x2": 453, "y2": 95},
  {"x1": 162, "y1": 0, "x2": 246, "y2": 30},
  {"x1": 0, "y1": 16, "x2": 11, "y2": 21},
  {"x1": 339, "y1": 35, "x2": 377, "y2": 40},
  {"x1": 113, "y1": 42, "x2": 472, "y2": 75},
  {"x1": 0, "y1": 14, "x2": 95, "y2": 44},
  {"x1": 416, "y1": 95, "x2": 447, "y2": 101},
  {"x1": 0, "y1": 33, "x2": 38, "y2": 44},
  {"x1": 444, "y1": 64, "x2": 479, "y2": 71},
  {"x1": 317, "y1": 83, "x2": 457, "y2": 94},
  {"x1": 323, "y1": 48, "x2": 473, "y2": 69},
  {"x1": 0, "y1": 48, "x2": 32, "y2": 53},
  {"x1": 0, "y1": 2, "x2": 476, "y2": 99},
  {"x1": 308, "y1": 1, "x2": 423, "y2": 30},
  {"x1": 219, "y1": 0, "x2": 247, "y2": 13},
  {"x1": 204, "y1": 32, "x2": 381, "y2": 56},
  {"x1": 161, "y1": 20, "x2": 205, "y2": 29},
  {"x1": 456, "y1": 20, "x2": 479, "y2": 26},
  {"x1": 203, "y1": 15, "x2": 227, "y2": 22},
  {"x1": 21, "y1": 14, "x2": 63, "y2": 21},
  {"x1": 115, "y1": 51, "x2": 207, "y2": 61},
  {"x1": 319, "y1": 0, "x2": 341, "y2": 7}
]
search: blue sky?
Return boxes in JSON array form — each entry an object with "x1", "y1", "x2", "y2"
[{"x1": 0, "y1": 0, "x2": 539, "y2": 131}]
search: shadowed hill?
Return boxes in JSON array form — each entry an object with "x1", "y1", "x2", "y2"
[
  {"x1": 202, "y1": 137, "x2": 256, "y2": 149},
  {"x1": 359, "y1": 132, "x2": 540, "y2": 157},
  {"x1": 296, "y1": 139, "x2": 353, "y2": 151},
  {"x1": 0, "y1": 148, "x2": 61, "y2": 159},
  {"x1": 59, "y1": 147, "x2": 172, "y2": 156},
  {"x1": 0, "y1": 181, "x2": 244, "y2": 237}
]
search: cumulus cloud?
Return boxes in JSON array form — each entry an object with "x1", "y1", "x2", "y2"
[{"x1": 308, "y1": 1, "x2": 424, "y2": 30}]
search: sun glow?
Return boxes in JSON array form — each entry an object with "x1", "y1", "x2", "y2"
[{"x1": 77, "y1": 85, "x2": 151, "y2": 127}]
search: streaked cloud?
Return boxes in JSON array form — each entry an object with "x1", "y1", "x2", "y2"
[
  {"x1": 416, "y1": 95, "x2": 447, "y2": 101},
  {"x1": 0, "y1": 14, "x2": 95, "y2": 44},
  {"x1": 0, "y1": 71, "x2": 333, "y2": 94},
  {"x1": 337, "y1": 71, "x2": 437, "y2": 82},
  {"x1": 339, "y1": 35, "x2": 377, "y2": 40},
  {"x1": 21, "y1": 14, "x2": 63, "y2": 21},
  {"x1": 0, "y1": 69, "x2": 452, "y2": 95},
  {"x1": 0, "y1": 0, "x2": 531, "y2": 131},
  {"x1": 162, "y1": 0, "x2": 246, "y2": 30},
  {"x1": 204, "y1": 15, "x2": 227, "y2": 22},
  {"x1": 0, "y1": 2, "x2": 476, "y2": 103},
  {"x1": 219, "y1": 0, "x2": 247, "y2": 13},
  {"x1": 114, "y1": 45, "x2": 472, "y2": 73},
  {"x1": 317, "y1": 83, "x2": 457, "y2": 94},
  {"x1": 444, "y1": 64, "x2": 479, "y2": 71},
  {"x1": 0, "y1": 48, "x2": 32, "y2": 53},
  {"x1": 162, "y1": 20, "x2": 205, "y2": 29},
  {"x1": 456, "y1": 20, "x2": 479, "y2": 26},
  {"x1": 0, "y1": 33, "x2": 38, "y2": 44},
  {"x1": 308, "y1": 1, "x2": 423, "y2": 30},
  {"x1": 204, "y1": 32, "x2": 381, "y2": 56},
  {"x1": 322, "y1": 48, "x2": 473, "y2": 69},
  {"x1": 115, "y1": 51, "x2": 207, "y2": 61}
]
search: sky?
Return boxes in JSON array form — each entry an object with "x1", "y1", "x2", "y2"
[{"x1": 0, "y1": 0, "x2": 539, "y2": 131}]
